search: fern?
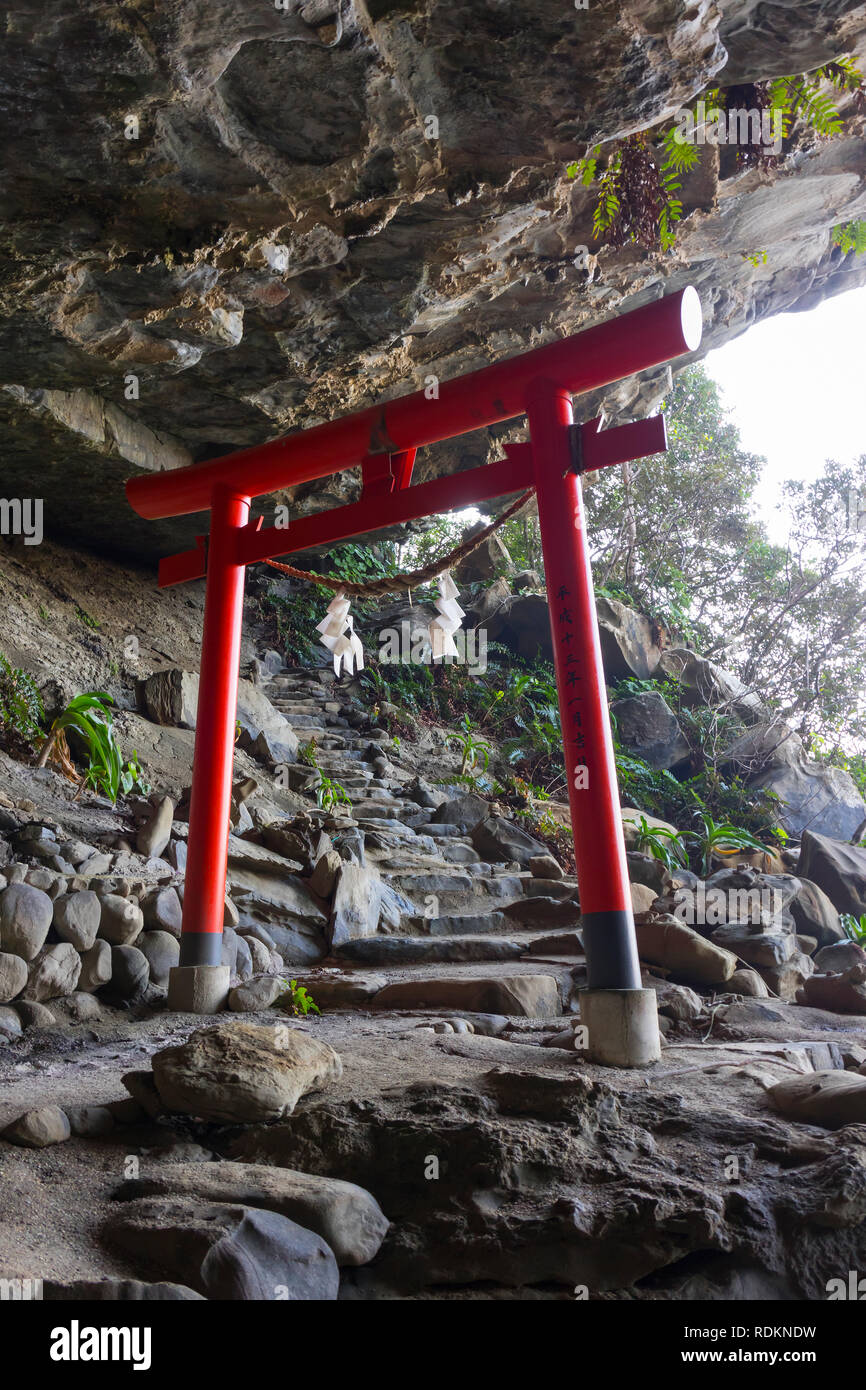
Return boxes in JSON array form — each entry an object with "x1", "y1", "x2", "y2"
[
  {"x1": 0, "y1": 655, "x2": 44, "y2": 743},
  {"x1": 571, "y1": 59, "x2": 864, "y2": 255},
  {"x1": 832, "y1": 220, "x2": 866, "y2": 256}
]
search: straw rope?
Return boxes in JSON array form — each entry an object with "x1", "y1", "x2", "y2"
[{"x1": 260, "y1": 488, "x2": 534, "y2": 597}]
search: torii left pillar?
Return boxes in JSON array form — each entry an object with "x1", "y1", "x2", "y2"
[{"x1": 167, "y1": 485, "x2": 250, "y2": 1013}]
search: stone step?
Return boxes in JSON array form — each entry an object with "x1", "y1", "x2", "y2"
[
  {"x1": 523, "y1": 878, "x2": 578, "y2": 899},
  {"x1": 334, "y1": 934, "x2": 531, "y2": 966},
  {"x1": 501, "y1": 897, "x2": 580, "y2": 928},
  {"x1": 412, "y1": 912, "x2": 508, "y2": 936}
]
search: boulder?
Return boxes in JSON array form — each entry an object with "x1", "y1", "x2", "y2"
[
  {"x1": 767, "y1": 1071, "x2": 866, "y2": 1129},
  {"x1": 626, "y1": 852, "x2": 673, "y2": 896},
  {"x1": 789, "y1": 877, "x2": 845, "y2": 947},
  {"x1": 65, "y1": 1104, "x2": 115, "y2": 1137},
  {"x1": 138, "y1": 931, "x2": 180, "y2": 988},
  {"x1": 658, "y1": 647, "x2": 763, "y2": 720},
  {"x1": 3, "y1": 1105, "x2": 70, "y2": 1147},
  {"x1": 109, "y1": 946, "x2": 150, "y2": 999},
  {"x1": 24, "y1": 943, "x2": 81, "y2": 1000},
  {"x1": 482, "y1": 592, "x2": 553, "y2": 662},
  {"x1": 596, "y1": 595, "x2": 662, "y2": 681},
  {"x1": 797, "y1": 832, "x2": 866, "y2": 917},
  {"x1": 104, "y1": 1199, "x2": 339, "y2": 1300},
  {"x1": 434, "y1": 795, "x2": 490, "y2": 830},
  {"x1": 114, "y1": 1161, "x2": 389, "y2": 1266},
  {"x1": 470, "y1": 815, "x2": 546, "y2": 868},
  {"x1": 309, "y1": 850, "x2": 342, "y2": 900},
  {"x1": 136, "y1": 796, "x2": 174, "y2": 859},
  {"x1": 0, "y1": 1005, "x2": 23, "y2": 1038},
  {"x1": 814, "y1": 941, "x2": 866, "y2": 974},
  {"x1": 630, "y1": 882, "x2": 657, "y2": 916},
  {"x1": 14, "y1": 999, "x2": 57, "y2": 1027},
  {"x1": 52, "y1": 891, "x2": 101, "y2": 951},
  {"x1": 634, "y1": 916, "x2": 738, "y2": 985},
  {"x1": 141, "y1": 885, "x2": 183, "y2": 936},
  {"x1": 728, "y1": 967, "x2": 770, "y2": 998},
  {"x1": 0, "y1": 950, "x2": 27, "y2": 1002},
  {"x1": 721, "y1": 727, "x2": 866, "y2": 842},
  {"x1": 245, "y1": 936, "x2": 274, "y2": 975},
  {"x1": 142, "y1": 670, "x2": 299, "y2": 764},
  {"x1": 151, "y1": 1023, "x2": 343, "y2": 1123},
  {"x1": 328, "y1": 862, "x2": 383, "y2": 950},
  {"x1": 228, "y1": 975, "x2": 285, "y2": 1012},
  {"x1": 758, "y1": 951, "x2": 814, "y2": 1001},
  {"x1": 0, "y1": 882, "x2": 53, "y2": 960},
  {"x1": 78, "y1": 939, "x2": 112, "y2": 993},
  {"x1": 642, "y1": 975, "x2": 704, "y2": 1021},
  {"x1": 801, "y1": 965, "x2": 866, "y2": 1016},
  {"x1": 710, "y1": 924, "x2": 794, "y2": 967},
  {"x1": 373, "y1": 973, "x2": 561, "y2": 1018},
  {"x1": 98, "y1": 895, "x2": 145, "y2": 947},
  {"x1": 454, "y1": 521, "x2": 514, "y2": 581},
  {"x1": 610, "y1": 691, "x2": 690, "y2": 770},
  {"x1": 528, "y1": 854, "x2": 563, "y2": 880}
]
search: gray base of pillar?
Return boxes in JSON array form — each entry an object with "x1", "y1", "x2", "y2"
[
  {"x1": 580, "y1": 988, "x2": 661, "y2": 1068},
  {"x1": 167, "y1": 964, "x2": 230, "y2": 1015}
]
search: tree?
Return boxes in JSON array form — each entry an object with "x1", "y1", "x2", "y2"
[{"x1": 582, "y1": 365, "x2": 866, "y2": 755}]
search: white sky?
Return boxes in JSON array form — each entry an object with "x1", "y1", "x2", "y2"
[{"x1": 704, "y1": 283, "x2": 866, "y2": 536}]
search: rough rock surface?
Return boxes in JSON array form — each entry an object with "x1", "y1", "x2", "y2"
[
  {"x1": 114, "y1": 1161, "x2": 389, "y2": 1267},
  {"x1": 151, "y1": 1022, "x2": 343, "y2": 1123},
  {"x1": 104, "y1": 1199, "x2": 340, "y2": 1300},
  {"x1": 1, "y1": 3, "x2": 864, "y2": 560}
]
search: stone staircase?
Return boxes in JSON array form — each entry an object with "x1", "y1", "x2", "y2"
[{"x1": 259, "y1": 664, "x2": 584, "y2": 1017}]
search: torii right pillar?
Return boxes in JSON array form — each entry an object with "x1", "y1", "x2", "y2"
[{"x1": 528, "y1": 381, "x2": 660, "y2": 1067}]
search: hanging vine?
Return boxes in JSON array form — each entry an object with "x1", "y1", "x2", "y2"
[{"x1": 569, "y1": 58, "x2": 865, "y2": 255}]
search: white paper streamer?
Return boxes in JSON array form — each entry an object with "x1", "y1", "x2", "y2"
[
  {"x1": 316, "y1": 590, "x2": 364, "y2": 676},
  {"x1": 429, "y1": 569, "x2": 465, "y2": 662}
]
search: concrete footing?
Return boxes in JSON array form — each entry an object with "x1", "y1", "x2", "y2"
[
  {"x1": 580, "y1": 987, "x2": 661, "y2": 1068},
  {"x1": 167, "y1": 964, "x2": 230, "y2": 1015}
]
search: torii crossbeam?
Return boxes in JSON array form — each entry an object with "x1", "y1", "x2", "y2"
[{"x1": 126, "y1": 287, "x2": 702, "y2": 1064}]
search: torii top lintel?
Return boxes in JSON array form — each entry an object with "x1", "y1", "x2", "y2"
[{"x1": 125, "y1": 287, "x2": 702, "y2": 524}]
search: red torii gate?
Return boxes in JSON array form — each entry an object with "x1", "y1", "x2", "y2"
[{"x1": 126, "y1": 286, "x2": 702, "y2": 1065}]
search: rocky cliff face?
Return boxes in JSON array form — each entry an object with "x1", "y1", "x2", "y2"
[{"x1": 1, "y1": 0, "x2": 865, "y2": 561}]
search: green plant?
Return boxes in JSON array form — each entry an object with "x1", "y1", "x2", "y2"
[
  {"x1": 0, "y1": 654, "x2": 44, "y2": 744},
  {"x1": 832, "y1": 220, "x2": 866, "y2": 256},
  {"x1": 631, "y1": 814, "x2": 689, "y2": 871},
  {"x1": 36, "y1": 692, "x2": 139, "y2": 803},
  {"x1": 299, "y1": 737, "x2": 319, "y2": 767},
  {"x1": 327, "y1": 541, "x2": 399, "y2": 586},
  {"x1": 315, "y1": 774, "x2": 352, "y2": 814},
  {"x1": 76, "y1": 607, "x2": 101, "y2": 630},
  {"x1": 120, "y1": 749, "x2": 150, "y2": 797},
  {"x1": 688, "y1": 811, "x2": 768, "y2": 876},
  {"x1": 451, "y1": 714, "x2": 491, "y2": 776},
  {"x1": 840, "y1": 913, "x2": 866, "y2": 945},
  {"x1": 572, "y1": 59, "x2": 864, "y2": 253},
  {"x1": 279, "y1": 979, "x2": 321, "y2": 1016}
]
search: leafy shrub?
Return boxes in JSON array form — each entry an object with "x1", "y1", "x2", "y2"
[
  {"x1": 840, "y1": 913, "x2": 866, "y2": 944},
  {"x1": 315, "y1": 774, "x2": 352, "y2": 814},
  {"x1": 0, "y1": 655, "x2": 44, "y2": 744},
  {"x1": 278, "y1": 980, "x2": 321, "y2": 1016},
  {"x1": 36, "y1": 692, "x2": 148, "y2": 803}
]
